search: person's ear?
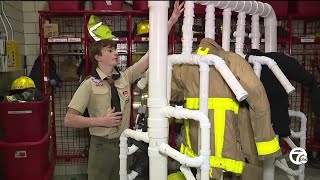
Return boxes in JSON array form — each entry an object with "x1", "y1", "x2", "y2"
[{"x1": 95, "y1": 54, "x2": 102, "y2": 62}]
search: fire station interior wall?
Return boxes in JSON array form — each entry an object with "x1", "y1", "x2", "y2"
[{"x1": 0, "y1": 1, "x2": 24, "y2": 96}]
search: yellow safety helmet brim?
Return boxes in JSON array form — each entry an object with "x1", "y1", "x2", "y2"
[{"x1": 168, "y1": 172, "x2": 186, "y2": 180}]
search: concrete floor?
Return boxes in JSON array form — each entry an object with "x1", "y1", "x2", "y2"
[
  {"x1": 53, "y1": 153, "x2": 320, "y2": 180},
  {"x1": 53, "y1": 166, "x2": 320, "y2": 180}
]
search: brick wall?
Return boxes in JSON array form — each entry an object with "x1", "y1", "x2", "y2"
[
  {"x1": 0, "y1": 1, "x2": 24, "y2": 95},
  {"x1": 22, "y1": 1, "x2": 48, "y2": 75}
]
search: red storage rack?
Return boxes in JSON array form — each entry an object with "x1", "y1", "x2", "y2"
[
  {"x1": 133, "y1": 1, "x2": 148, "y2": 11},
  {"x1": 290, "y1": 1, "x2": 320, "y2": 17},
  {"x1": 92, "y1": 0, "x2": 124, "y2": 11},
  {"x1": 0, "y1": 131, "x2": 51, "y2": 180},
  {"x1": 48, "y1": 0, "x2": 84, "y2": 10},
  {"x1": 0, "y1": 95, "x2": 50, "y2": 143},
  {"x1": 263, "y1": 1, "x2": 288, "y2": 17}
]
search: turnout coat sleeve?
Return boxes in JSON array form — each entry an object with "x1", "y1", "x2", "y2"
[
  {"x1": 171, "y1": 64, "x2": 185, "y2": 101},
  {"x1": 226, "y1": 52, "x2": 282, "y2": 159},
  {"x1": 199, "y1": 38, "x2": 281, "y2": 159}
]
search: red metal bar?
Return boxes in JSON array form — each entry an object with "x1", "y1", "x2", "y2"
[
  {"x1": 39, "y1": 10, "x2": 148, "y2": 16},
  {"x1": 289, "y1": 16, "x2": 293, "y2": 55},
  {"x1": 127, "y1": 13, "x2": 135, "y2": 128},
  {"x1": 84, "y1": 14, "x2": 90, "y2": 75},
  {"x1": 39, "y1": 15, "x2": 45, "y2": 96}
]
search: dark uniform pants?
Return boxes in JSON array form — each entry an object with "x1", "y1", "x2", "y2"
[{"x1": 88, "y1": 135, "x2": 120, "y2": 180}]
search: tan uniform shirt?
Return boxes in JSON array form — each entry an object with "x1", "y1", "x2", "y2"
[{"x1": 68, "y1": 64, "x2": 145, "y2": 139}]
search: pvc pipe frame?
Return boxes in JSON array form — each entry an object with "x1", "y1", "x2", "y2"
[
  {"x1": 248, "y1": 55, "x2": 296, "y2": 94},
  {"x1": 167, "y1": 54, "x2": 249, "y2": 102},
  {"x1": 119, "y1": 129, "x2": 149, "y2": 180},
  {"x1": 120, "y1": 1, "x2": 291, "y2": 180},
  {"x1": 161, "y1": 106, "x2": 211, "y2": 180},
  {"x1": 274, "y1": 110, "x2": 307, "y2": 180}
]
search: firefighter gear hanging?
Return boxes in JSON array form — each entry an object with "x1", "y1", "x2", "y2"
[
  {"x1": 171, "y1": 38, "x2": 281, "y2": 179},
  {"x1": 87, "y1": 15, "x2": 115, "y2": 41}
]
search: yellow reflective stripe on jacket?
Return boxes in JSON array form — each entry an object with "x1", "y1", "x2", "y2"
[
  {"x1": 210, "y1": 156, "x2": 245, "y2": 174},
  {"x1": 185, "y1": 98, "x2": 239, "y2": 114},
  {"x1": 184, "y1": 117, "x2": 192, "y2": 148},
  {"x1": 256, "y1": 136, "x2": 281, "y2": 156},
  {"x1": 182, "y1": 97, "x2": 244, "y2": 174},
  {"x1": 197, "y1": 46, "x2": 210, "y2": 55},
  {"x1": 180, "y1": 142, "x2": 245, "y2": 174}
]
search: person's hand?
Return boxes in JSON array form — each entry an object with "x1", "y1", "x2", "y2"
[
  {"x1": 169, "y1": 1, "x2": 185, "y2": 24},
  {"x1": 98, "y1": 108, "x2": 123, "y2": 127}
]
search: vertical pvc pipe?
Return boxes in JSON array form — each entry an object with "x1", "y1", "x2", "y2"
[
  {"x1": 167, "y1": 61, "x2": 172, "y2": 104},
  {"x1": 251, "y1": 14, "x2": 260, "y2": 50},
  {"x1": 205, "y1": 4, "x2": 215, "y2": 40},
  {"x1": 234, "y1": 12, "x2": 246, "y2": 55},
  {"x1": 148, "y1": 2, "x2": 169, "y2": 180},
  {"x1": 198, "y1": 62, "x2": 210, "y2": 180},
  {"x1": 263, "y1": 3, "x2": 277, "y2": 52},
  {"x1": 222, "y1": 8, "x2": 231, "y2": 51},
  {"x1": 182, "y1": 1, "x2": 194, "y2": 54},
  {"x1": 119, "y1": 136, "x2": 128, "y2": 180}
]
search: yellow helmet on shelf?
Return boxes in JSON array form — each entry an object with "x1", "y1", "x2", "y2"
[
  {"x1": 88, "y1": 15, "x2": 115, "y2": 41},
  {"x1": 11, "y1": 76, "x2": 35, "y2": 90},
  {"x1": 137, "y1": 21, "x2": 149, "y2": 36},
  {"x1": 168, "y1": 171, "x2": 187, "y2": 180}
]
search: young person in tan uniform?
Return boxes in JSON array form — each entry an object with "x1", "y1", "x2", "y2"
[{"x1": 64, "y1": 2, "x2": 184, "y2": 180}]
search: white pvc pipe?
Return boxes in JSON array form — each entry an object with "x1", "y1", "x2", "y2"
[
  {"x1": 222, "y1": 8, "x2": 232, "y2": 51},
  {"x1": 263, "y1": 158, "x2": 275, "y2": 180},
  {"x1": 205, "y1": 4, "x2": 215, "y2": 39},
  {"x1": 180, "y1": 165, "x2": 197, "y2": 180},
  {"x1": 288, "y1": 110, "x2": 307, "y2": 149},
  {"x1": 280, "y1": 159, "x2": 295, "y2": 180},
  {"x1": 274, "y1": 159, "x2": 303, "y2": 177},
  {"x1": 197, "y1": 1, "x2": 277, "y2": 52},
  {"x1": 288, "y1": 111, "x2": 307, "y2": 180},
  {"x1": 127, "y1": 144, "x2": 139, "y2": 155},
  {"x1": 137, "y1": 70, "x2": 149, "y2": 90},
  {"x1": 148, "y1": 2, "x2": 169, "y2": 180},
  {"x1": 127, "y1": 171, "x2": 139, "y2": 180},
  {"x1": 283, "y1": 137, "x2": 298, "y2": 149},
  {"x1": 119, "y1": 136, "x2": 129, "y2": 180},
  {"x1": 162, "y1": 106, "x2": 211, "y2": 180},
  {"x1": 250, "y1": 15, "x2": 261, "y2": 50},
  {"x1": 182, "y1": 1, "x2": 195, "y2": 54},
  {"x1": 159, "y1": 143, "x2": 205, "y2": 167},
  {"x1": 168, "y1": 54, "x2": 248, "y2": 101},
  {"x1": 119, "y1": 130, "x2": 149, "y2": 180},
  {"x1": 167, "y1": 60, "x2": 173, "y2": 104},
  {"x1": 234, "y1": 12, "x2": 246, "y2": 56},
  {"x1": 248, "y1": 55, "x2": 296, "y2": 94}
]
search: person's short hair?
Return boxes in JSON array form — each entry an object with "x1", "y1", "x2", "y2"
[{"x1": 89, "y1": 39, "x2": 117, "y2": 67}]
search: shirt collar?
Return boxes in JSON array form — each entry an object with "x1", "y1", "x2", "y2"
[{"x1": 95, "y1": 67, "x2": 118, "y2": 80}]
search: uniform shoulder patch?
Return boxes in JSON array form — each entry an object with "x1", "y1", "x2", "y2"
[{"x1": 91, "y1": 77, "x2": 104, "y2": 87}]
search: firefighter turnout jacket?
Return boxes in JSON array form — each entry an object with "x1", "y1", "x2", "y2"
[{"x1": 171, "y1": 38, "x2": 281, "y2": 179}]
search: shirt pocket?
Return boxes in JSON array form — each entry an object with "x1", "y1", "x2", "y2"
[
  {"x1": 115, "y1": 78, "x2": 130, "y2": 102},
  {"x1": 92, "y1": 88, "x2": 109, "y2": 94},
  {"x1": 91, "y1": 87, "x2": 110, "y2": 109}
]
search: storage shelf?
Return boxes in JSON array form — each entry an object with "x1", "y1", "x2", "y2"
[
  {"x1": 292, "y1": 37, "x2": 320, "y2": 44},
  {"x1": 46, "y1": 37, "x2": 84, "y2": 43},
  {"x1": 47, "y1": 51, "x2": 85, "y2": 56}
]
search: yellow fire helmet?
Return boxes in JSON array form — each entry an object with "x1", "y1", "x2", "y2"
[
  {"x1": 11, "y1": 76, "x2": 35, "y2": 90},
  {"x1": 137, "y1": 21, "x2": 149, "y2": 36},
  {"x1": 167, "y1": 171, "x2": 186, "y2": 180},
  {"x1": 88, "y1": 15, "x2": 115, "y2": 41}
]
